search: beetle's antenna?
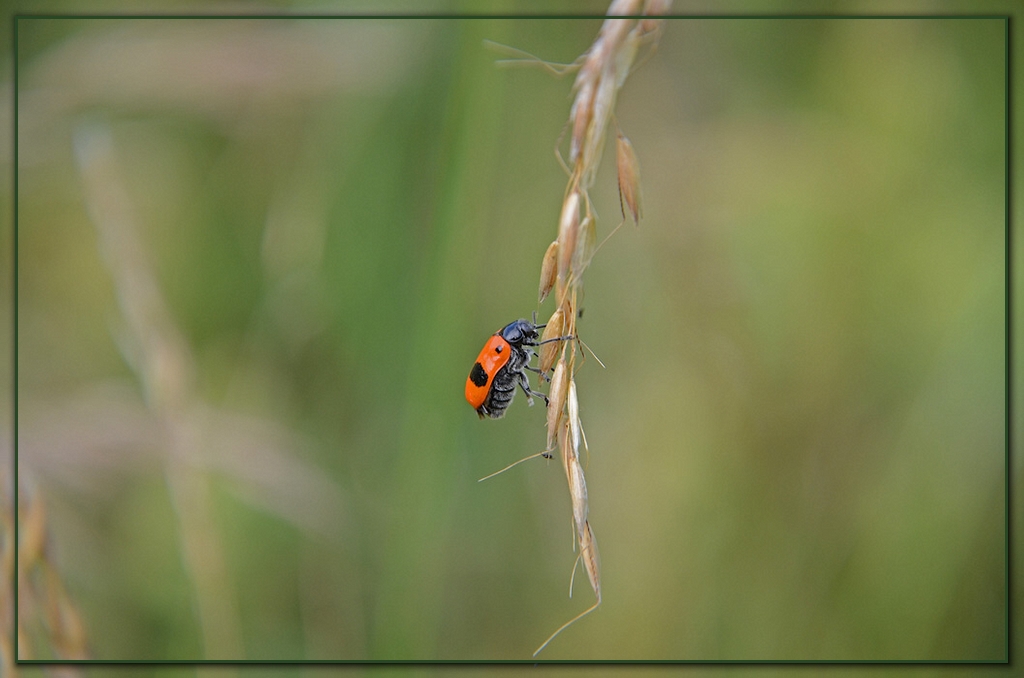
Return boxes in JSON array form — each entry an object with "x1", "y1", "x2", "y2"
[{"x1": 537, "y1": 334, "x2": 574, "y2": 346}]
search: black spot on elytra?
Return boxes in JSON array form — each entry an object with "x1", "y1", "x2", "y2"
[
  {"x1": 495, "y1": 345, "x2": 503, "y2": 353},
  {"x1": 469, "y1": 362, "x2": 488, "y2": 387}
]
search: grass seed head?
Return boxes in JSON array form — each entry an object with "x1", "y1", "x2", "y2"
[
  {"x1": 616, "y1": 130, "x2": 643, "y2": 225},
  {"x1": 567, "y1": 379, "x2": 581, "y2": 458},
  {"x1": 580, "y1": 520, "x2": 601, "y2": 599},
  {"x1": 539, "y1": 307, "x2": 566, "y2": 375},
  {"x1": 568, "y1": 460, "x2": 589, "y2": 540},
  {"x1": 571, "y1": 216, "x2": 596, "y2": 281},
  {"x1": 557, "y1": 192, "x2": 581, "y2": 282},
  {"x1": 558, "y1": 417, "x2": 572, "y2": 481},
  {"x1": 569, "y1": 81, "x2": 594, "y2": 165},
  {"x1": 539, "y1": 240, "x2": 559, "y2": 303},
  {"x1": 528, "y1": 4, "x2": 663, "y2": 655},
  {"x1": 561, "y1": 422, "x2": 589, "y2": 542},
  {"x1": 546, "y1": 359, "x2": 569, "y2": 451}
]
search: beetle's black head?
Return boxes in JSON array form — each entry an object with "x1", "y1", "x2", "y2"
[{"x1": 500, "y1": 318, "x2": 538, "y2": 346}]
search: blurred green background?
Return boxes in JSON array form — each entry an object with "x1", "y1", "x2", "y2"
[{"x1": 7, "y1": 8, "x2": 1009, "y2": 665}]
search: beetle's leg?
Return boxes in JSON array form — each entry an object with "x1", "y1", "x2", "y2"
[
  {"x1": 518, "y1": 371, "x2": 550, "y2": 407},
  {"x1": 517, "y1": 372, "x2": 535, "y2": 406}
]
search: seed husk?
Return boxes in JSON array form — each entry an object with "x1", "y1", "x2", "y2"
[
  {"x1": 539, "y1": 308, "x2": 566, "y2": 376},
  {"x1": 616, "y1": 130, "x2": 642, "y2": 225},
  {"x1": 538, "y1": 240, "x2": 559, "y2": 303}
]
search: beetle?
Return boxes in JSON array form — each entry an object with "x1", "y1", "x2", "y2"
[{"x1": 466, "y1": 318, "x2": 567, "y2": 419}]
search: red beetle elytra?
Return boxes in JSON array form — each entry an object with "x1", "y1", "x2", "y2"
[{"x1": 466, "y1": 318, "x2": 566, "y2": 419}]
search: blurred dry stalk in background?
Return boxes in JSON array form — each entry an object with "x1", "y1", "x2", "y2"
[
  {"x1": 13, "y1": 19, "x2": 398, "y2": 662},
  {"x1": 74, "y1": 122, "x2": 245, "y2": 661},
  {"x1": 21, "y1": 119, "x2": 347, "y2": 662},
  {"x1": 2, "y1": 476, "x2": 87, "y2": 676},
  {"x1": 532, "y1": 0, "x2": 668, "y2": 656}
]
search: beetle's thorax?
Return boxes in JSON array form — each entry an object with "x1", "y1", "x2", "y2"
[{"x1": 499, "y1": 318, "x2": 538, "y2": 347}]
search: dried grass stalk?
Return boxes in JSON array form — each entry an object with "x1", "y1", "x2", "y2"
[
  {"x1": 531, "y1": 0, "x2": 666, "y2": 655},
  {"x1": 3, "y1": 480, "x2": 90, "y2": 667},
  {"x1": 74, "y1": 121, "x2": 242, "y2": 659}
]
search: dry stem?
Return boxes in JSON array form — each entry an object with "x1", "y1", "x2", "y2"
[
  {"x1": 73, "y1": 122, "x2": 243, "y2": 661},
  {"x1": 2, "y1": 477, "x2": 89, "y2": 671},
  {"x1": 532, "y1": 0, "x2": 667, "y2": 656}
]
